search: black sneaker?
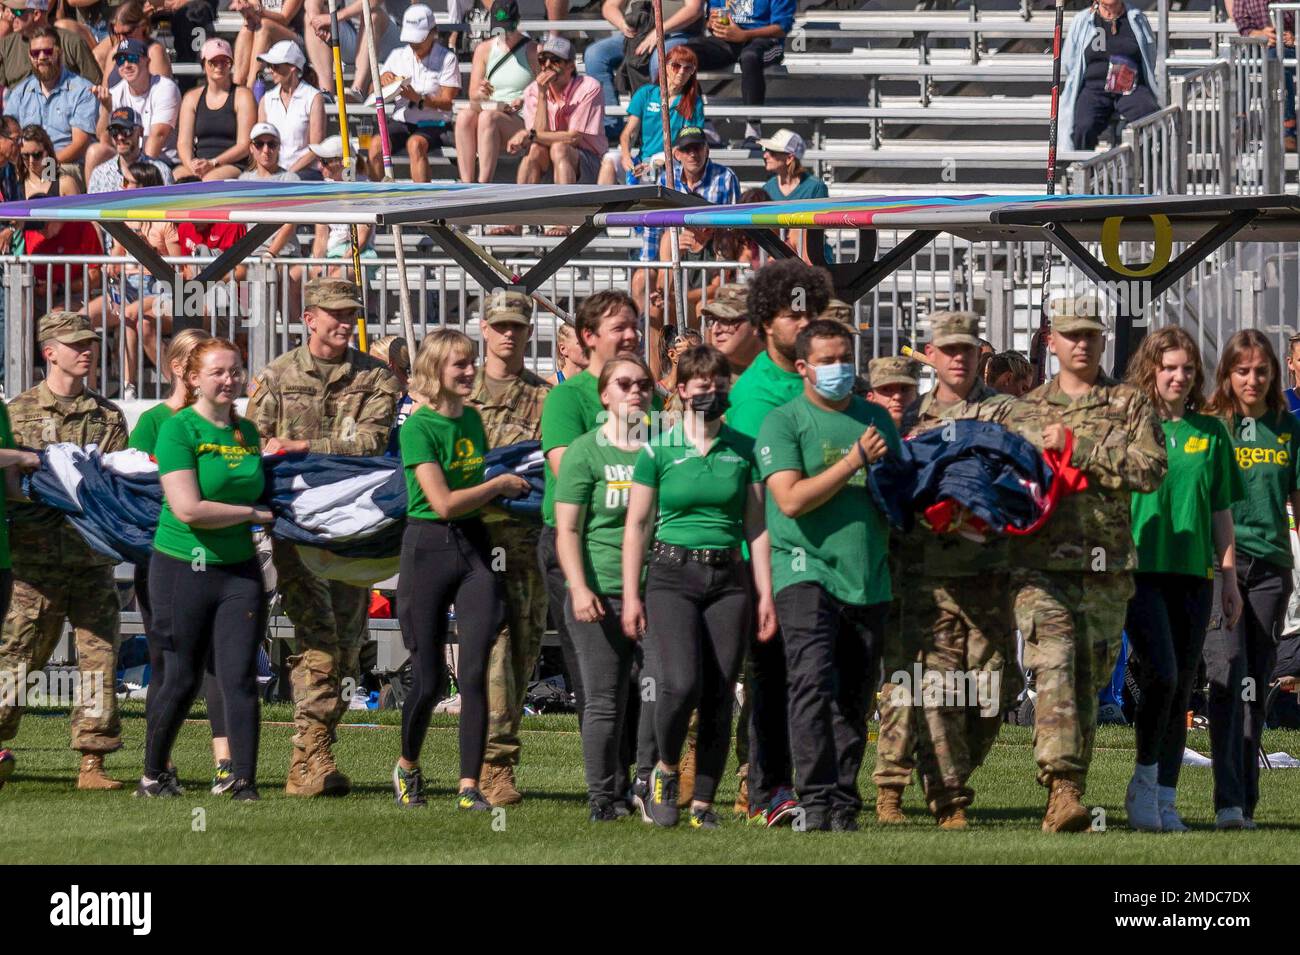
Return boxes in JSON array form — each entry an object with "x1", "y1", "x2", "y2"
[
  {"x1": 590, "y1": 797, "x2": 619, "y2": 822},
  {"x1": 800, "y1": 809, "x2": 831, "y2": 832},
  {"x1": 612, "y1": 797, "x2": 632, "y2": 819},
  {"x1": 457, "y1": 787, "x2": 492, "y2": 812},
  {"x1": 831, "y1": 809, "x2": 860, "y2": 832},
  {"x1": 689, "y1": 806, "x2": 721, "y2": 830},
  {"x1": 646, "y1": 766, "x2": 680, "y2": 828},
  {"x1": 211, "y1": 759, "x2": 235, "y2": 795},
  {"x1": 630, "y1": 772, "x2": 652, "y2": 823},
  {"x1": 392, "y1": 764, "x2": 427, "y2": 808},
  {"x1": 135, "y1": 774, "x2": 181, "y2": 798},
  {"x1": 230, "y1": 778, "x2": 260, "y2": 802}
]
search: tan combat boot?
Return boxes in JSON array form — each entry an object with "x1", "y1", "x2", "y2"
[
  {"x1": 936, "y1": 806, "x2": 968, "y2": 830},
  {"x1": 876, "y1": 784, "x2": 906, "y2": 823},
  {"x1": 733, "y1": 764, "x2": 749, "y2": 816},
  {"x1": 77, "y1": 753, "x2": 123, "y2": 791},
  {"x1": 479, "y1": 762, "x2": 523, "y2": 806},
  {"x1": 677, "y1": 740, "x2": 697, "y2": 808},
  {"x1": 286, "y1": 727, "x2": 351, "y2": 797},
  {"x1": 1042, "y1": 776, "x2": 1090, "y2": 833}
]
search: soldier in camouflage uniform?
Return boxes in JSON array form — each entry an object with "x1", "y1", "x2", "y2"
[
  {"x1": 1002, "y1": 295, "x2": 1167, "y2": 832},
  {"x1": 246, "y1": 279, "x2": 401, "y2": 797},
  {"x1": 467, "y1": 290, "x2": 551, "y2": 807},
  {"x1": 882, "y1": 312, "x2": 1023, "y2": 829},
  {"x1": 0, "y1": 312, "x2": 128, "y2": 790}
]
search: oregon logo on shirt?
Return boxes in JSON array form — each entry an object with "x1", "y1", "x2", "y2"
[
  {"x1": 1183, "y1": 436, "x2": 1209, "y2": 454},
  {"x1": 449, "y1": 436, "x2": 484, "y2": 477},
  {"x1": 197, "y1": 441, "x2": 256, "y2": 468},
  {"x1": 604, "y1": 463, "x2": 633, "y2": 509}
]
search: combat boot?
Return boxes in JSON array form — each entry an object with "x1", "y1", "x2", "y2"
[
  {"x1": 286, "y1": 727, "x2": 351, "y2": 797},
  {"x1": 1042, "y1": 776, "x2": 1090, "y2": 833},
  {"x1": 875, "y1": 784, "x2": 906, "y2": 824},
  {"x1": 677, "y1": 740, "x2": 697, "y2": 808},
  {"x1": 77, "y1": 753, "x2": 123, "y2": 791},
  {"x1": 284, "y1": 743, "x2": 308, "y2": 795},
  {"x1": 936, "y1": 806, "x2": 968, "y2": 830},
  {"x1": 479, "y1": 762, "x2": 523, "y2": 806}
]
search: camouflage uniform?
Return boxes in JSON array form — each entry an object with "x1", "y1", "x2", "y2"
[
  {"x1": 467, "y1": 290, "x2": 551, "y2": 772},
  {"x1": 0, "y1": 313, "x2": 128, "y2": 755},
  {"x1": 245, "y1": 280, "x2": 401, "y2": 756},
  {"x1": 1002, "y1": 303, "x2": 1166, "y2": 792}
]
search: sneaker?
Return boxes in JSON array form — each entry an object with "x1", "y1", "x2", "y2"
[
  {"x1": 831, "y1": 809, "x2": 860, "y2": 832},
  {"x1": 1215, "y1": 807, "x2": 1246, "y2": 830},
  {"x1": 159, "y1": 769, "x2": 183, "y2": 796},
  {"x1": 646, "y1": 766, "x2": 680, "y2": 828},
  {"x1": 1125, "y1": 772, "x2": 1162, "y2": 832},
  {"x1": 434, "y1": 693, "x2": 462, "y2": 715},
  {"x1": 135, "y1": 774, "x2": 181, "y2": 798},
  {"x1": 1242, "y1": 816, "x2": 1258, "y2": 830},
  {"x1": 747, "y1": 804, "x2": 767, "y2": 827},
  {"x1": 630, "y1": 772, "x2": 652, "y2": 823},
  {"x1": 229, "y1": 778, "x2": 260, "y2": 802},
  {"x1": 457, "y1": 787, "x2": 492, "y2": 812},
  {"x1": 800, "y1": 809, "x2": 831, "y2": 832},
  {"x1": 1159, "y1": 803, "x2": 1189, "y2": 832},
  {"x1": 589, "y1": 797, "x2": 619, "y2": 822},
  {"x1": 766, "y1": 787, "x2": 800, "y2": 828},
  {"x1": 211, "y1": 759, "x2": 235, "y2": 795},
  {"x1": 612, "y1": 797, "x2": 632, "y2": 819},
  {"x1": 392, "y1": 764, "x2": 427, "y2": 808},
  {"x1": 0, "y1": 748, "x2": 14, "y2": 791},
  {"x1": 122, "y1": 383, "x2": 137, "y2": 401},
  {"x1": 689, "y1": 806, "x2": 720, "y2": 830}
]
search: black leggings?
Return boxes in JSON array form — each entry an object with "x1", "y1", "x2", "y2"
[
  {"x1": 397, "y1": 518, "x2": 503, "y2": 776},
  {"x1": 685, "y1": 35, "x2": 784, "y2": 106},
  {"x1": 644, "y1": 556, "x2": 751, "y2": 803},
  {"x1": 1123, "y1": 572, "x2": 1214, "y2": 786},
  {"x1": 144, "y1": 553, "x2": 266, "y2": 782}
]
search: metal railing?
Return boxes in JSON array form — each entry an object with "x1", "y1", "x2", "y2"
[
  {"x1": 1227, "y1": 34, "x2": 1284, "y2": 193},
  {"x1": 1068, "y1": 144, "x2": 1133, "y2": 195},
  {"x1": 1121, "y1": 105, "x2": 1184, "y2": 195},
  {"x1": 1170, "y1": 61, "x2": 1233, "y2": 195}
]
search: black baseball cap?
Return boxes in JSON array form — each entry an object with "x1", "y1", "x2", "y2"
[
  {"x1": 675, "y1": 126, "x2": 707, "y2": 147},
  {"x1": 108, "y1": 106, "x2": 140, "y2": 130}
]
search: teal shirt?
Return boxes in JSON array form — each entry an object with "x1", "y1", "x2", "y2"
[{"x1": 726, "y1": 350, "x2": 804, "y2": 439}]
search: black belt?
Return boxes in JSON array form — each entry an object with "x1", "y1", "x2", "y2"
[{"x1": 651, "y1": 541, "x2": 741, "y2": 566}]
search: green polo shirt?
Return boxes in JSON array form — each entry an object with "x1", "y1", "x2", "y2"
[
  {"x1": 631, "y1": 423, "x2": 759, "y2": 550},
  {"x1": 756, "y1": 393, "x2": 900, "y2": 606},
  {"x1": 400, "y1": 405, "x2": 488, "y2": 522},
  {"x1": 1227, "y1": 409, "x2": 1300, "y2": 568},
  {"x1": 554, "y1": 430, "x2": 640, "y2": 595},
  {"x1": 726, "y1": 350, "x2": 804, "y2": 439},
  {"x1": 129, "y1": 402, "x2": 177, "y2": 455}
]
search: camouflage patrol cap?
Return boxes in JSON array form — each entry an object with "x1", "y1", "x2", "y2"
[
  {"x1": 928, "y1": 310, "x2": 983, "y2": 348},
  {"x1": 38, "y1": 310, "x2": 98, "y2": 345},
  {"x1": 821, "y1": 299, "x2": 853, "y2": 326},
  {"x1": 484, "y1": 289, "x2": 533, "y2": 326},
  {"x1": 700, "y1": 284, "x2": 748, "y2": 320},
  {"x1": 305, "y1": 277, "x2": 364, "y2": 311},
  {"x1": 1050, "y1": 294, "x2": 1106, "y2": 334},
  {"x1": 868, "y1": 355, "x2": 920, "y2": 389}
]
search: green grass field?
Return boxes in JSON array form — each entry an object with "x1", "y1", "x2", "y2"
[{"x1": 4, "y1": 702, "x2": 1300, "y2": 864}]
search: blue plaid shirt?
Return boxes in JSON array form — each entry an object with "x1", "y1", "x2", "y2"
[{"x1": 640, "y1": 158, "x2": 741, "y2": 261}]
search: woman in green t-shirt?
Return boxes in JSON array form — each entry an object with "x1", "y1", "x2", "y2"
[
  {"x1": 1203, "y1": 329, "x2": 1300, "y2": 829},
  {"x1": 554, "y1": 355, "x2": 654, "y2": 821},
  {"x1": 139, "y1": 338, "x2": 272, "y2": 803},
  {"x1": 1123, "y1": 326, "x2": 1242, "y2": 832},
  {"x1": 621, "y1": 345, "x2": 776, "y2": 829},
  {"x1": 392, "y1": 329, "x2": 530, "y2": 812}
]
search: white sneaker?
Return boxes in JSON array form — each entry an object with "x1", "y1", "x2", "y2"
[
  {"x1": 122, "y1": 383, "x2": 137, "y2": 401},
  {"x1": 1158, "y1": 802, "x2": 1189, "y2": 832},
  {"x1": 434, "y1": 693, "x2": 461, "y2": 715},
  {"x1": 1242, "y1": 816, "x2": 1258, "y2": 830},
  {"x1": 1125, "y1": 773, "x2": 1162, "y2": 831},
  {"x1": 1215, "y1": 807, "x2": 1246, "y2": 829},
  {"x1": 348, "y1": 689, "x2": 370, "y2": 710}
]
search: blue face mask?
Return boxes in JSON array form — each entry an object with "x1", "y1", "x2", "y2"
[{"x1": 810, "y1": 362, "x2": 856, "y2": 401}]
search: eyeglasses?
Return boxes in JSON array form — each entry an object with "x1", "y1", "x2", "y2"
[
  {"x1": 29, "y1": 47, "x2": 56, "y2": 59},
  {"x1": 613, "y1": 376, "x2": 654, "y2": 394},
  {"x1": 252, "y1": 139, "x2": 279, "y2": 150},
  {"x1": 114, "y1": 53, "x2": 141, "y2": 65}
]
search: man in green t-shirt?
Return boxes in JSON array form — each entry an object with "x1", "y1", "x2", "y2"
[{"x1": 757, "y1": 318, "x2": 899, "y2": 832}]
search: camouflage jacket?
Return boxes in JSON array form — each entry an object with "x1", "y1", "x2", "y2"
[
  {"x1": 900, "y1": 380, "x2": 1014, "y2": 580},
  {"x1": 467, "y1": 367, "x2": 550, "y2": 448},
  {"x1": 246, "y1": 344, "x2": 401, "y2": 456},
  {"x1": 9, "y1": 381, "x2": 128, "y2": 567},
  {"x1": 1003, "y1": 374, "x2": 1167, "y2": 573}
]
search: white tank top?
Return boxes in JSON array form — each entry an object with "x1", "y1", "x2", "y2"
[
  {"x1": 262, "y1": 81, "x2": 320, "y2": 169},
  {"x1": 486, "y1": 36, "x2": 533, "y2": 104}
]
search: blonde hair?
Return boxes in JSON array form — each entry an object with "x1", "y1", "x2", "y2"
[
  {"x1": 182, "y1": 338, "x2": 245, "y2": 421},
  {"x1": 165, "y1": 328, "x2": 212, "y2": 388},
  {"x1": 410, "y1": 328, "x2": 475, "y2": 406},
  {"x1": 369, "y1": 335, "x2": 411, "y2": 377}
]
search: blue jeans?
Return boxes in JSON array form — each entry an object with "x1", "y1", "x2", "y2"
[{"x1": 585, "y1": 31, "x2": 693, "y2": 136}]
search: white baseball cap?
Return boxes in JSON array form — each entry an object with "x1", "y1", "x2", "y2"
[
  {"x1": 401, "y1": 4, "x2": 436, "y2": 43},
  {"x1": 258, "y1": 39, "x2": 305, "y2": 70},
  {"x1": 250, "y1": 122, "x2": 281, "y2": 143},
  {"x1": 756, "y1": 128, "x2": 806, "y2": 160},
  {"x1": 308, "y1": 135, "x2": 358, "y2": 160}
]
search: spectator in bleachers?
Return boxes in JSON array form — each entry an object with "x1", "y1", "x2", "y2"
[
  {"x1": 547, "y1": 319, "x2": 587, "y2": 385},
  {"x1": 48, "y1": 0, "x2": 103, "y2": 45},
  {"x1": 584, "y1": 0, "x2": 703, "y2": 142},
  {"x1": 685, "y1": 0, "x2": 794, "y2": 148},
  {"x1": 19, "y1": 124, "x2": 102, "y2": 298},
  {"x1": 599, "y1": 43, "x2": 702, "y2": 185},
  {"x1": 93, "y1": 2, "x2": 170, "y2": 87},
  {"x1": 87, "y1": 37, "x2": 182, "y2": 181},
  {"x1": 650, "y1": 224, "x2": 726, "y2": 327},
  {"x1": 154, "y1": 0, "x2": 217, "y2": 80},
  {"x1": 88, "y1": 106, "x2": 173, "y2": 192},
  {"x1": 256, "y1": 39, "x2": 326, "y2": 177},
  {"x1": 240, "y1": 121, "x2": 300, "y2": 182},
  {"x1": 229, "y1": 0, "x2": 307, "y2": 93},
  {"x1": 306, "y1": 136, "x2": 377, "y2": 278},
  {"x1": 301, "y1": 0, "x2": 394, "y2": 103},
  {"x1": 0, "y1": 117, "x2": 21, "y2": 205},
  {"x1": 448, "y1": 0, "x2": 570, "y2": 50},
  {"x1": 1231, "y1": 0, "x2": 1297, "y2": 150},
  {"x1": 368, "y1": 4, "x2": 460, "y2": 183},
  {"x1": 759, "y1": 127, "x2": 827, "y2": 261},
  {"x1": 173, "y1": 38, "x2": 256, "y2": 182},
  {"x1": 0, "y1": 0, "x2": 101, "y2": 87},
  {"x1": 1059, "y1": 0, "x2": 1159, "y2": 151},
  {"x1": 2, "y1": 26, "x2": 98, "y2": 163},
  {"x1": 499, "y1": 36, "x2": 604, "y2": 230},
  {"x1": 454, "y1": 0, "x2": 538, "y2": 184}
]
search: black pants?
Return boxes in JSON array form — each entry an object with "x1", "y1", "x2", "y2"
[
  {"x1": 776, "y1": 582, "x2": 887, "y2": 818},
  {"x1": 685, "y1": 35, "x2": 784, "y2": 106},
  {"x1": 746, "y1": 623, "x2": 792, "y2": 809},
  {"x1": 1071, "y1": 82, "x2": 1160, "y2": 150},
  {"x1": 144, "y1": 553, "x2": 266, "y2": 782},
  {"x1": 537, "y1": 525, "x2": 586, "y2": 722},
  {"x1": 644, "y1": 555, "x2": 751, "y2": 804},
  {"x1": 1203, "y1": 555, "x2": 1291, "y2": 815},
  {"x1": 397, "y1": 518, "x2": 502, "y2": 777},
  {"x1": 1124, "y1": 572, "x2": 1214, "y2": 787}
]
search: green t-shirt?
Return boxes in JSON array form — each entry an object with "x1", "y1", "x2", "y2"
[
  {"x1": 1227, "y1": 408, "x2": 1300, "y2": 568},
  {"x1": 153, "y1": 407, "x2": 265, "y2": 565},
  {"x1": 726, "y1": 350, "x2": 804, "y2": 439},
  {"x1": 400, "y1": 405, "x2": 488, "y2": 522},
  {"x1": 129, "y1": 402, "x2": 177, "y2": 454},
  {"x1": 756, "y1": 393, "x2": 901, "y2": 606},
  {"x1": 0, "y1": 400, "x2": 13, "y2": 570},
  {"x1": 554, "y1": 430, "x2": 640, "y2": 595},
  {"x1": 632, "y1": 423, "x2": 759, "y2": 550},
  {"x1": 1131, "y1": 411, "x2": 1243, "y2": 578}
]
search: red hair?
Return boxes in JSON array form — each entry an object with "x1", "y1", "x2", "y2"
[{"x1": 665, "y1": 46, "x2": 700, "y2": 122}]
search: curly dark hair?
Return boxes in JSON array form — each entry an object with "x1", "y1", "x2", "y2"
[{"x1": 746, "y1": 258, "x2": 832, "y2": 339}]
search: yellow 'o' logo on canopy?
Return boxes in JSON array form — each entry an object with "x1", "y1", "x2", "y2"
[{"x1": 1100, "y1": 214, "x2": 1173, "y2": 277}]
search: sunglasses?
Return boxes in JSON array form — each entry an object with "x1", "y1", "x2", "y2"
[
  {"x1": 20, "y1": 150, "x2": 45, "y2": 160},
  {"x1": 675, "y1": 143, "x2": 705, "y2": 154},
  {"x1": 613, "y1": 376, "x2": 654, "y2": 394},
  {"x1": 538, "y1": 55, "x2": 565, "y2": 66},
  {"x1": 252, "y1": 138, "x2": 279, "y2": 149},
  {"x1": 109, "y1": 125, "x2": 135, "y2": 137},
  {"x1": 667, "y1": 62, "x2": 694, "y2": 72},
  {"x1": 29, "y1": 46, "x2": 56, "y2": 58},
  {"x1": 114, "y1": 53, "x2": 141, "y2": 65},
  {"x1": 206, "y1": 56, "x2": 232, "y2": 67},
  {"x1": 12, "y1": 8, "x2": 33, "y2": 18}
]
